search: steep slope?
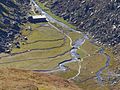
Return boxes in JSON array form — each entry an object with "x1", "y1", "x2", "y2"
[
  {"x1": 0, "y1": 0, "x2": 30, "y2": 52},
  {"x1": 0, "y1": 68, "x2": 81, "y2": 90},
  {"x1": 40, "y1": 0, "x2": 120, "y2": 48}
]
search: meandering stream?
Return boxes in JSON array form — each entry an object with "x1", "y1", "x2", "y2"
[
  {"x1": 58, "y1": 38, "x2": 85, "y2": 71},
  {"x1": 96, "y1": 49, "x2": 111, "y2": 84},
  {"x1": 30, "y1": 0, "x2": 111, "y2": 84}
]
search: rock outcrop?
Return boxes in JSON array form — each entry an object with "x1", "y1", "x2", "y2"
[
  {"x1": 0, "y1": 0, "x2": 30, "y2": 52},
  {"x1": 40, "y1": 0, "x2": 120, "y2": 48}
]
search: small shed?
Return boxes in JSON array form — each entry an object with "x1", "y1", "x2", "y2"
[{"x1": 28, "y1": 15, "x2": 48, "y2": 23}]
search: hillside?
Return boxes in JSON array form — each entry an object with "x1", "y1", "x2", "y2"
[
  {"x1": 0, "y1": 68, "x2": 81, "y2": 90},
  {"x1": 0, "y1": 0, "x2": 30, "y2": 52},
  {"x1": 0, "y1": 0, "x2": 120, "y2": 90},
  {"x1": 39, "y1": 0, "x2": 120, "y2": 54}
]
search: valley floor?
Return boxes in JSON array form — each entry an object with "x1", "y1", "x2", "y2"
[{"x1": 0, "y1": 0, "x2": 119, "y2": 90}]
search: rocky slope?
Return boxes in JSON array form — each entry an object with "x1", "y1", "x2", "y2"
[
  {"x1": 40, "y1": 0, "x2": 120, "y2": 53},
  {"x1": 0, "y1": 0, "x2": 30, "y2": 52},
  {"x1": 0, "y1": 68, "x2": 81, "y2": 90}
]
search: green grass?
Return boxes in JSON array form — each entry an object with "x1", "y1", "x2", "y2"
[
  {"x1": 55, "y1": 62, "x2": 79, "y2": 79},
  {"x1": 0, "y1": 22, "x2": 72, "y2": 70},
  {"x1": 12, "y1": 23, "x2": 65, "y2": 53},
  {"x1": 0, "y1": 52, "x2": 71, "y2": 70},
  {"x1": 12, "y1": 28, "x2": 65, "y2": 52},
  {"x1": 77, "y1": 40, "x2": 100, "y2": 58}
]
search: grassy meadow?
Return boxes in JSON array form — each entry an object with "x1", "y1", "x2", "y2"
[{"x1": 0, "y1": 2, "x2": 117, "y2": 90}]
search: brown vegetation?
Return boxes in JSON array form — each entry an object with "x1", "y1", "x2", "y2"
[{"x1": 0, "y1": 68, "x2": 81, "y2": 90}]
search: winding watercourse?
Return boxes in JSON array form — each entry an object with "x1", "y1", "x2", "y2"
[{"x1": 31, "y1": 0, "x2": 111, "y2": 84}]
